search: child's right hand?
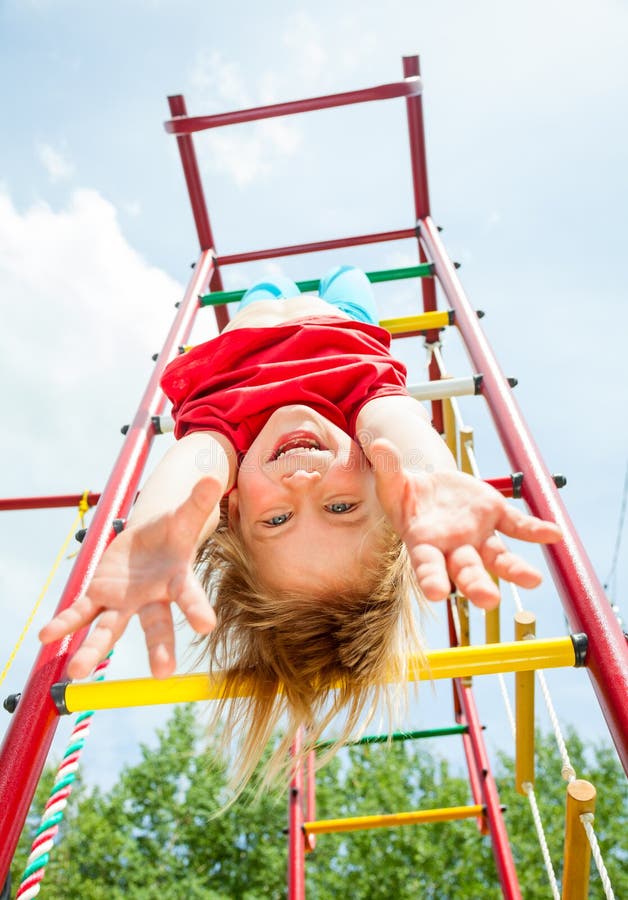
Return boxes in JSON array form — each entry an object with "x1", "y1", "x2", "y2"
[{"x1": 39, "y1": 477, "x2": 222, "y2": 681}]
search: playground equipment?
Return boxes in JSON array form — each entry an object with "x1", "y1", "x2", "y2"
[{"x1": 1, "y1": 55, "x2": 626, "y2": 899}]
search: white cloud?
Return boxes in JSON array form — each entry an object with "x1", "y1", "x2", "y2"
[
  {"x1": 37, "y1": 143, "x2": 75, "y2": 183},
  {"x1": 0, "y1": 186, "x2": 187, "y2": 494},
  {"x1": 0, "y1": 186, "x2": 200, "y2": 766},
  {"x1": 281, "y1": 11, "x2": 328, "y2": 81},
  {"x1": 187, "y1": 50, "x2": 303, "y2": 187}
]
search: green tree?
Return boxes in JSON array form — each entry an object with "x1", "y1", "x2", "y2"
[{"x1": 12, "y1": 713, "x2": 627, "y2": 899}]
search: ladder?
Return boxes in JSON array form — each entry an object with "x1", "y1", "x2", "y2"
[{"x1": 0, "y1": 54, "x2": 626, "y2": 898}]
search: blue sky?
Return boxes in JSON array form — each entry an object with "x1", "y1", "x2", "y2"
[{"x1": 1, "y1": 0, "x2": 627, "y2": 802}]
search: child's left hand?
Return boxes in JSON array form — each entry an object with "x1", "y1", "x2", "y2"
[{"x1": 370, "y1": 439, "x2": 562, "y2": 608}]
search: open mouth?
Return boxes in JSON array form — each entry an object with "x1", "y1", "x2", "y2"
[{"x1": 269, "y1": 431, "x2": 329, "y2": 461}]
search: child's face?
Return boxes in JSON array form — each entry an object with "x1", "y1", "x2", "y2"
[{"x1": 229, "y1": 406, "x2": 386, "y2": 593}]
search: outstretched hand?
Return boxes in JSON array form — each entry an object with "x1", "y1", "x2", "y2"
[
  {"x1": 39, "y1": 477, "x2": 222, "y2": 681},
  {"x1": 370, "y1": 439, "x2": 562, "y2": 608}
]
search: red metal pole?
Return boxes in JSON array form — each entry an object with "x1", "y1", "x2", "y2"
[
  {"x1": 456, "y1": 680, "x2": 523, "y2": 899},
  {"x1": 0, "y1": 493, "x2": 101, "y2": 512},
  {"x1": 216, "y1": 227, "x2": 416, "y2": 267},
  {"x1": 420, "y1": 214, "x2": 628, "y2": 775},
  {"x1": 165, "y1": 79, "x2": 422, "y2": 135},
  {"x1": 0, "y1": 251, "x2": 215, "y2": 881},
  {"x1": 446, "y1": 601, "x2": 485, "y2": 834},
  {"x1": 288, "y1": 729, "x2": 306, "y2": 900},
  {"x1": 167, "y1": 96, "x2": 229, "y2": 333},
  {"x1": 402, "y1": 55, "x2": 443, "y2": 435}
]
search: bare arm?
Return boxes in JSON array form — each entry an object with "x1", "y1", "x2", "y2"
[
  {"x1": 129, "y1": 430, "x2": 236, "y2": 535},
  {"x1": 40, "y1": 431, "x2": 237, "y2": 679},
  {"x1": 356, "y1": 395, "x2": 456, "y2": 474},
  {"x1": 356, "y1": 395, "x2": 561, "y2": 607}
]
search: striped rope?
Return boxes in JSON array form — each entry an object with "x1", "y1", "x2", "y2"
[{"x1": 16, "y1": 653, "x2": 112, "y2": 899}]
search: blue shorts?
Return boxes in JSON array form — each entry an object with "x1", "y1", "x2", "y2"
[{"x1": 238, "y1": 265, "x2": 378, "y2": 325}]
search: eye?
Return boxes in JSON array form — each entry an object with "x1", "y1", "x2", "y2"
[
  {"x1": 264, "y1": 512, "x2": 292, "y2": 527},
  {"x1": 325, "y1": 502, "x2": 357, "y2": 514}
]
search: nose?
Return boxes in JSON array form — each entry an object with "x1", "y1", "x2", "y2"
[{"x1": 281, "y1": 469, "x2": 322, "y2": 489}]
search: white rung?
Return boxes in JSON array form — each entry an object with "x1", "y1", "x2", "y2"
[{"x1": 408, "y1": 375, "x2": 480, "y2": 401}]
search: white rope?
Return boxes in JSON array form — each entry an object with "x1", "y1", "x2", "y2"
[
  {"x1": 498, "y1": 673, "x2": 516, "y2": 738},
  {"x1": 523, "y1": 783, "x2": 561, "y2": 900},
  {"x1": 580, "y1": 814, "x2": 616, "y2": 900},
  {"x1": 450, "y1": 393, "x2": 617, "y2": 899},
  {"x1": 536, "y1": 670, "x2": 576, "y2": 783}
]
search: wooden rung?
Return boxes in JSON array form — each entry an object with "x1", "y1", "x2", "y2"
[
  {"x1": 515, "y1": 612, "x2": 536, "y2": 794},
  {"x1": 562, "y1": 780, "x2": 596, "y2": 900},
  {"x1": 303, "y1": 803, "x2": 485, "y2": 836}
]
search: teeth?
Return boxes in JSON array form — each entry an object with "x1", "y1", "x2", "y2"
[
  {"x1": 276, "y1": 446, "x2": 320, "y2": 459},
  {"x1": 273, "y1": 439, "x2": 321, "y2": 460}
]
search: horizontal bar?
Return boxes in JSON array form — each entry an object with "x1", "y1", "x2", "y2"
[
  {"x1": 315, "y1": 725, "x2": 469, "y2": 751},
  {"x1": 53, "y1": 635, "x2": 585, "y2": 714},
  {"x1": 165, "y1": 78, "x2": 422, "y2": 135},
  {"x1": 0, "y1": 470, "x2": 542, "y2": 512},
  {"x1": 304, "y1": 804, "x2": 485, "y2": 836},
  {"x1": 407, "y1": 373, "x2": 478, "y2": 399},
  {"x1": 0, "y1": 493, "x2": 101, "y2": 512},
  {"x1": 199, "y1": 264, "x2": 434, "y2": 307},
  {"x1": 380, "y1": 309, "x2": 451, "y2": 334},
  {"x1": 216, "y1": 228, "x2": 417, "y2": 267}
]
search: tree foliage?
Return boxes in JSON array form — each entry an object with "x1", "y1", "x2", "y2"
[{"x1": 11, "y1": 708, "x2": 627, "y2": 899}]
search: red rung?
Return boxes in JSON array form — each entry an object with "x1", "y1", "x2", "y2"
[
  {"x1": 165, "y1": 78, "x2": 422, "y2": 135},
  {"x1": 216, "y1": 228, "x2": 416, "y2": 267}
]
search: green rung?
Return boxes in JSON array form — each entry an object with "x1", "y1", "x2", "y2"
[
  {"x1": 315, "y1": 725, "x2": 468, "y2": 751},
  {"x1": 199, "y1": 263, "x2": 435, "y2": 307}
]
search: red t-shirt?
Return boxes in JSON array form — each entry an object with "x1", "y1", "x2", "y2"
[{"x1": 161, "y1": 316, "x2": 409, "y2": 459}]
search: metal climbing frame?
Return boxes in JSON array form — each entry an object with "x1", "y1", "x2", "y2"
[{"x1": 0, "y1": 54, "x2": 626, "y2": 896}]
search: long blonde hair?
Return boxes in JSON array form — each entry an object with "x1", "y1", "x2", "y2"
[{"x1": 194, "y1": 519, "x2": 423, "y2": 800}]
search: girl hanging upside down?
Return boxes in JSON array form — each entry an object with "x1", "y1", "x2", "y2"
[{"x1": 40, "y1": 265, "x2": 561, "y2": 796}]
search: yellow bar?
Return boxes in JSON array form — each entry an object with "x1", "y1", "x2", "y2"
[
  {"x1": 379, "y1": 310, "x2": 452, "y2": 335},
  {"x1": 304, "y1": 804, "x2": 484, "y2": 836},
  {"x1": 515, "y1": 611, "x2": 536, "y2": 794},
  {"x1": 59, "y1": 637, "x2": 577, "y2": 713},
  {"x1": 562, "y1": 780, "x2": 596, "y2": 900}
]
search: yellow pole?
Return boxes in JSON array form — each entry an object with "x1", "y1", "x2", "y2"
[
  {"x1": 57, "y1": 636, "x2": 578, "y2": 713},
  {"x1": 457, "y1": 426, "x2": 473, "y2": 675},
  {"x1": 485, "y1": 592, "x2": 501, "y2": 645},
  {"x1": 562, "y1": 780, "x2": 596, "y2": 900},
  {"x1": 515, "y1": 611, "x2": 536, "y2": 794},
  {"x1": 379, "y1": 310, "x2": 452, "y2": 335},
  {"x1": 442, "y1": 394, "x2": 458, "y2": 462},
  {"x1": 304, "y1": 804, "x2": 484, "y2": 836}
]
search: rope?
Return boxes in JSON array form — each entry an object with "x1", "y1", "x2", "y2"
[
  {"x1": 580, "y1": 814, "x2": 616, "y2": 900},
  {"x1": 0, "y1": 492, "x2": 92, "y2": 689},
  {"x1": 523, "y1": 783, "x2": 561, "y2": 900},
  {"x1": 440, "y1": 382, "x2": 617, "y2": 898},
  {"x1": 603, "y1": 458, "x2": 628, "y2": 602},
  {"x1": 15, "y1": 653, "x2": 112, "y2": 899}
]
